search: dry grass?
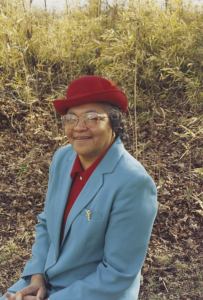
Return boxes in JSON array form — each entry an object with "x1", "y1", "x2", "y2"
[{"x1": 0, "y1": 0, "x2": 203, "y2": 109}]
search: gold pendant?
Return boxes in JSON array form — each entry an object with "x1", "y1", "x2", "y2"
[{"x1": 86, "y1": 210, "x2": 91, "y2": 221}]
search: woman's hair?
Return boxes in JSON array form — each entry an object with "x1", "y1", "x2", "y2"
[{"x1": 101, "y1": 102, "x2": 129, "y2": 142}]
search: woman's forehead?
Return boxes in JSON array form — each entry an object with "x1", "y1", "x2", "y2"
[{"x1": 67, "y1": 102, "x2": 106, "y2": 115}]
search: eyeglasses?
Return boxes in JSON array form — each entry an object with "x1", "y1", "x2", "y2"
[{"x1": 62, "y1": 112, "x2": 108, "y2": 129}]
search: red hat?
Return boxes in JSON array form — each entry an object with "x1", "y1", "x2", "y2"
[{"x1": 53, "y1": 75, "x2": 128, "y2": 115}]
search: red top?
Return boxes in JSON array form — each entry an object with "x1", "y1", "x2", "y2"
[{"x1": 60, "y1": 143, "x2": 113, "y2": 242}]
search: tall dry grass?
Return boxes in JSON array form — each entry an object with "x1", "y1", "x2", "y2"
[{"x1": 0, "y1": 0, "x2": 203, "y2": 109}]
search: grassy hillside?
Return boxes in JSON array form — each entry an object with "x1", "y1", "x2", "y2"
[{"x1": 1, "y1": 0, "x2": 203, "y2": 107}]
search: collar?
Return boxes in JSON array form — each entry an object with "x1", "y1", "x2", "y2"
[{"x1": 70, "y1": 141, "x2": 114, "y2": 180}]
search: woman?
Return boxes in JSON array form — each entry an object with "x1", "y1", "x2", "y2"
[{"x1": 2, "y1": 76, "x2": 157, "y2": 300}]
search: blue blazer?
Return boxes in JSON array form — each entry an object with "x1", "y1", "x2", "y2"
[{"x1": 2, "y1": 138, "x2": 157, "y2": 300}]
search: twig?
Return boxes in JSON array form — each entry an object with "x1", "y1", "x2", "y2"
[
  {"x1": 162, "y1": 279, "x2": 169, "y2": 293},
  {"x1": 134, "y1": 24, "x2": 138, "y2": 159},
  {"x1": 128, "y1": 107, "x2": 134, "y2": 153}
]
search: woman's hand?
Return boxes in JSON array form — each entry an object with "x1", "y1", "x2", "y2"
[{"x1": 5, "y1": 274, "x2": 47, "y2": 300}]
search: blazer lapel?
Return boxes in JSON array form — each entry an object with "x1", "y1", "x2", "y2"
[
  {"x1": 53, "y1": 151, "x2": 76, "y2": 259},
  {"x1": 61, "y1": 138, "x2": 125, "y2": 247}
]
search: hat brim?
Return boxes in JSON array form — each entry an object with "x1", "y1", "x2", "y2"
[{"x1": 53, "y1": 89, "x2": 127, "y2": 115}]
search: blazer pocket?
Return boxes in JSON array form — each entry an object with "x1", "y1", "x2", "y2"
[{"x1": 79, "y1": 209, "x2": 102, "y2": 220}]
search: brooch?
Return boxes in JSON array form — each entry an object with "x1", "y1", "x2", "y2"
[{"x1": 86, "y1": 210, "x2": 91, "y2": 221}]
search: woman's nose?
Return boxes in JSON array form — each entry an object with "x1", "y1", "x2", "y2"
[{"x1": 74, "y1": 118, "x2": 87, "y2": 130}]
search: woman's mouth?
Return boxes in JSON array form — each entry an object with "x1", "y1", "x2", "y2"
[{"x1": 74, "y1": 137, "x2": 92, "y2": 140}]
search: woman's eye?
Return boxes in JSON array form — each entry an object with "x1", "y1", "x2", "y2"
[
  {"x1": 84, "y1": 114, "x2": 99, "y2": 121},
  {"x1": 66, "y1": 116, "x2": 76, "y2": 122},
  {"x1": 85, "y1": 117, "x2": 98, "y2": 122}
]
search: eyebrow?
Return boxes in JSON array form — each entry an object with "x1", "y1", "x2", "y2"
[{"x1": 67, "y1": 110, "x2": 99, "y2": 115}]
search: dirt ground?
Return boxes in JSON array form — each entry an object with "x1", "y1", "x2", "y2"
[{"x1": 0, "y1": 94, "x2": 203, "y2": 299}]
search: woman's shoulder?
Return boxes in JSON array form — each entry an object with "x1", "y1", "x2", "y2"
[
  {"x1": 119, "y1": 149, "x2": 149, "y2": 177},
  {"x1": 103, "y1": 138, "x2": 153, "y2": 182},
  {"x1": 115, "y1": 150, "x2": 157, "y2": 198}
]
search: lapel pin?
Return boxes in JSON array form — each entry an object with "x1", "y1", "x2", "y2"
[{"x1": 86, "y1": 210, "x2": 91, "y2": 221}]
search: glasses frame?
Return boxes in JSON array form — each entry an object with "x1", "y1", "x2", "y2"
[{"x1": 62, "y1": 112, "x2": 108, "y2": 129}]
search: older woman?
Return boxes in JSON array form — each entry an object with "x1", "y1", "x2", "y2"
[{"x1": 2, "y1": 76, "x2": 157, "y2": 300}]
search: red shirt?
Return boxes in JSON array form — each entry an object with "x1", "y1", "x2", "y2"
[{"x1": 60, "y1": 143, "x2": 113, "y2": 242}]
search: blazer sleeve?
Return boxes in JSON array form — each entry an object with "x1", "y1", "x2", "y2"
[
  {"x1": 49, "y1": 174, "x2": 158, "y2": 300},
  {"x1": 21, "y1": 160, "x2": 54, "y2": 278}
]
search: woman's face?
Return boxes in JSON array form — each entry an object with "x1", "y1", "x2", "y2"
[{"x1": 65, "y1": 102, "x2": 113, "y2": 165}]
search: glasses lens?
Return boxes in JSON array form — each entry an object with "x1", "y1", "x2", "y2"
[
  {"x1": 83, "y1": 113, "x2": 99, "y2": 128},
  {"x1": 63, "y1": 114, "x2": 77, "y2": 128}
]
